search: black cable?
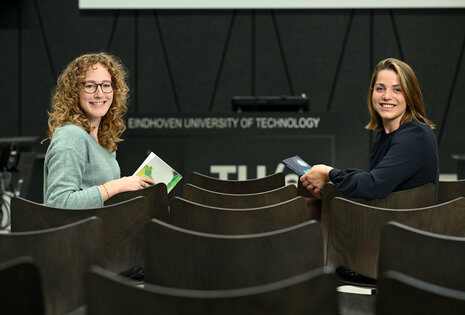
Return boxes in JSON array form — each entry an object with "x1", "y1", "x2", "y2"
[
  {"x1": 0, "y1": 172, "x2": 4, "y2": 228},
  {"x1": 0, "y1": 183, "x2": 4, "y2": 228},
  {"x1": 0, "y1": 172, "x2": 11, "y2": 230},
  {"x1": 1, "y1": 197, "x2": 11, "y2": 230}
]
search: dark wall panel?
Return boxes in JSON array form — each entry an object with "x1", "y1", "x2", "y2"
[
  {"x1": 156, "y1": 12, "x2": 233, "y2": 113},
  {"x1": 106, "y1": 11, "x2": 136, "y2": 110},
  {"x1": 210, "y1": 12, "x2": 253, "y2": 113},
  {"x1": 396, "y1": 10, "x2": 464, "y2": 126},
  {"x1": 1, "y1": 1, "x2": 465, "y2": 175},
  {"x1": 331, "y1": 11, "x2": 371, "y2": 114},
  {"x1": 255, "y1": 11, "x2": 290, "y2": 96},
  {"x1": 20, "y1": 1, "x2": 54, "y2": 139},
  {"x1": 0, "y1": 4, "x2": 20, "y2": 137},
  {"x1": 274, "y1": 11, "x2": 352, "y2": 113},
  {"x1": 138, "y1": 12, "x2": 179, "y2": 113},
  {"x1": 439, "y1": 53, "x2": 465, "y2": 171}
]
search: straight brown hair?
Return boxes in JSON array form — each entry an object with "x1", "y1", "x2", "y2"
[{"x1": 365, "y1": 58, "x2": 435, "y2": 131}]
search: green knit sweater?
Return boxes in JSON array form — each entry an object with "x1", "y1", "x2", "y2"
[{"x1": 43, "y1": 124, "x2": 120, "y2": 209}]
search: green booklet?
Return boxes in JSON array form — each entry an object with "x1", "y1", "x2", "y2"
[{"x1": 133, "y1": 152, "x2": 182, "y2": 193}]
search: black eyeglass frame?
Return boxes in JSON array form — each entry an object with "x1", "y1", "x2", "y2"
[{"x1": 81, "y1": 81, "x2": 114, "y2": 94}]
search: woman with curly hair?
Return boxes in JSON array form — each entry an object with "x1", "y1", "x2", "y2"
[
  {"x1": 300, "y1": 57, "x2": 439, "y2": 201},
  {"x1": 43, "y1": 52, "x2": 154, "y2": 208}
]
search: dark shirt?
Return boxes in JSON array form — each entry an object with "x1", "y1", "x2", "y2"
[{"x1": 329, "y1": 121, "x2": 439, "y2": 200}]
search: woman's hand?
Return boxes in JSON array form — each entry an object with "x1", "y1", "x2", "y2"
[
  {"x1": 115, "y1": 176, "x2": 156, "y2": 192},
  {"x1": 300, "y1": 164, "x2": 333, "y2": 199},
  {"x1": 99, "y1": 176, "x2": 156, "y2": 201}
]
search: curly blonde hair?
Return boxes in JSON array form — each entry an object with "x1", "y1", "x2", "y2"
[
  {"x1": 365, "y1": 58, "x2": 435, "y2": 131},
  {"x1": 45, "y1": 52, "x2": 129, "y2": 152}
]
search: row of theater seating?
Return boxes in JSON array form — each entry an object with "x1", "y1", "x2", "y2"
[{"x1": 1, "y1": 172, "x2": 465, "y2": 314}]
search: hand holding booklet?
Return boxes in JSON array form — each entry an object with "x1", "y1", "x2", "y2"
[
  {"x1": 282, "y1": 155, "x2": 312, "y2": 176},
  {"x1": 133, "y1": 152, "x2": 182, "y2": 193}
]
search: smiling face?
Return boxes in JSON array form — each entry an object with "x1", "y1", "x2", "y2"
[
  {"x1": 79, "y1": 63, "x2": 113, "y2": 128},
  {"x1": 372, "y1": 69, "x2": 407, "y2": 133}
]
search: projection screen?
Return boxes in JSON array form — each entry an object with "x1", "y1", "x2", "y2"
[{"x1": 79, "y1": 0, "x2": 465, "y2": 9}]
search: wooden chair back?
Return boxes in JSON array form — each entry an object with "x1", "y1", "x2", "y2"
[
  {"x1": 378, "y1": 221, "x2": 465, "y2": 291},
  {"x1": 169, "y1": 197, "x2": 308, "y2": 234},
  {"x1": 87, "y1": 265, "x2": 338, "y2": 315},
  {"x1": 438, "y1": 180, "x2": 465, "y2": 203},
  {"x1": 376, "y1": 270, "x2": 465, "y2": 315},
  {"x1": 169, "y1": 196, "x2": 308, "y2": 234},
  {"x1": 0, "y1": 257, "x2": 45, "y2": 315},
  {"x1": 182, "y1": 184, "x2": 298, "y2": 208},
  {"x1": 321, "y1": 182, "x2": 436, "y2": 265},
  {"x1": 325, "y1": 197, "x2": 465, "y2": 279},
  {"x1": 11, "y1": 196, "x2": 150, "y2": 273},
  {"x1": 105, "y1": 182, "x2": 170, "y2": 221},
  {"x1": 144, "y1": 218, "x2": 324, "y2": 289},
  {"x1": 189, "y1": 171, "x2": 285, "y2": 194},
  {"x1": 322, "y1": 182, "x2": 436, "y2": 211},
  {"x1": 0, "y1": 217, "x2": 105, "y2": 315}
]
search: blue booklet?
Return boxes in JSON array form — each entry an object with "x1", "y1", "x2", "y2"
[{"x1": 282, "y1": 155, "x2": 312, "y2": 176}]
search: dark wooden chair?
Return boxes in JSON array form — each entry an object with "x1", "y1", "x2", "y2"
[
  {"x1": 105, "y1": 182, "x2": 170, "y2": 221},
  {"x1": 182, "y1": 184, "x2": 298, "y2": 208},
  {"x1": 321, "y1": 183, "x2": 436, "y2": 252},
  {"x1": 378, "y1": 221, "x2": 465, "y2": 291},
  {"x1": 144, "y1": 218, "x2": 324, "y2": 289},
  {"x1": 322, "y1": 182, "x2": 436, "y2": 212},
  {"x1": 0, "y1": 256, "x2": 45, "y2": 315},
  {"x1": 87, "y1": 265, "x2": 338, "y2": 315},
  {"x1": 189, "y1": 171, "x2": 285, "y2": 194},
  {"x1": 376, "y1": 270, "x2": 465, "y2": 315},
  {"x1": 168, "y1": 196, "x2": 309, "y2": 234},
  {"x1": 11, "y1": 196, "x2": 150, "y2": 273},
  {"x1": 0, "y1": 217, "x2": 105, "y2": 315},
  {"x1": 325, "y1": 197, "x2": 465, "y2": 280},
  {"x1": 438, "y1": 179, "x2": 465, "y2": 203}
]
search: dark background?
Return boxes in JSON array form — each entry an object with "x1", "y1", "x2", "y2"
[{"x1": 1, "y1": 1, "x2": 464, "y2": 201}]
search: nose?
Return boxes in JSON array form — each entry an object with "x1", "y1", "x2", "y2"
[
  {"x1": 94, "y1": 85, "x2": 104, "y2": 97},
  {"x1": 383, "y1": 88, "x2": 393, "y2": 100}
]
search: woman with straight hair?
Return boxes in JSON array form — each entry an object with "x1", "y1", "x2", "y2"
[{"x1": 300, "y1": 58, "x2": 439, "y2": 200}]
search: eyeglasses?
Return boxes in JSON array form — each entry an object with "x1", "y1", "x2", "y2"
[{"x1": 81, "y1": 81, "x2": 113, "y2": 94}]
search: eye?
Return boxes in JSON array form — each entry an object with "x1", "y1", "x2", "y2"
[
  {"x1": 375, "y1": 86, "x2": 384, "y2": 92},
  {"x1": 85, "y1": 82, "x2": 96, "y2": 88},
  {"x1": 394, "y1": 87, "x2": 402, "y2": 93},
  {"x1": 102, "y1": 83, "x2": 112, "y2": 88}
]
